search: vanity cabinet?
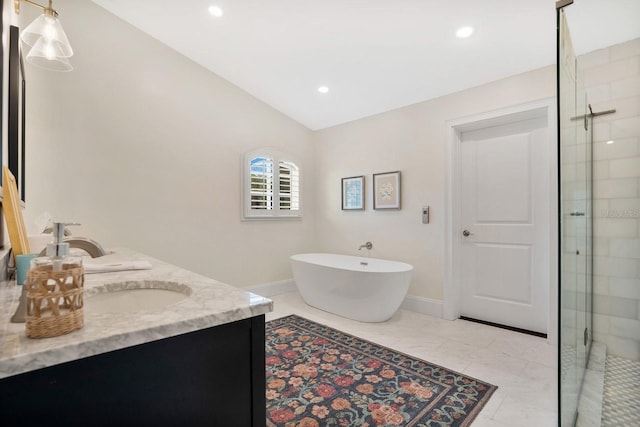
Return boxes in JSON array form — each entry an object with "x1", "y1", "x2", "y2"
[{"x1": 0, "y1": 315, "x2": 266, "y2": 427}]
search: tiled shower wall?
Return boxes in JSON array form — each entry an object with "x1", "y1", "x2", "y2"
[{"x1": 581, "y1": 38, "x2": 640, "y2": 361}]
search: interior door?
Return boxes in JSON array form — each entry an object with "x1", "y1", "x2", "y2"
[{"x1": 459, "y1": 114, "x2": 550, "y2": 334}]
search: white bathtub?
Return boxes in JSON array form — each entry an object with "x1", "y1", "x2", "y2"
[{"x1": 290, "y1": 253, "x2": 413, "y2": 322}]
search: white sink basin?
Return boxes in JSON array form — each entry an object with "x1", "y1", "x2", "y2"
[{"x1": 86, "y1": 288, "x2": 189, "y2": 314}]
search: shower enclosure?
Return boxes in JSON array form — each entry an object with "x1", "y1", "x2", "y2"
[
  {"x1": 558, "y1": 6, "x2": 592, "y2": 424},
  {"x1": 558, "y1": 1, "x2": 640, "y2": 426}
]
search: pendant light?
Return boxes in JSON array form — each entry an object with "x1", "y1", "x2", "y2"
[{"x1": 14, "y1": 0, "x2": 74, "y2": 72}]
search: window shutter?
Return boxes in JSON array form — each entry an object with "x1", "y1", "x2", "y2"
[
  {"x1": 250, "y1": 157, "x2": 273, "y2": 210},
  {"x1": 279, "y1": 160, "x2": 299, "y2": 211},
  {"x1": 243, "y1": 149, "x2": 301, "y2": 219}
]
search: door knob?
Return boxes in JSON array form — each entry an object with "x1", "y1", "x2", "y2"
[{"x1": 463, "y1": 230, "x2": 474, "y2": 237}]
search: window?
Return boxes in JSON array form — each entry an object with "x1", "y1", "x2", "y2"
[{"x1": 243, "y1": 149, "x2": 301, "y2": 219}]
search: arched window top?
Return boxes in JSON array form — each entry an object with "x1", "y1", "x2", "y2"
[{"x1": 243, "y1": 149, "x2": 301, "y2": 219}]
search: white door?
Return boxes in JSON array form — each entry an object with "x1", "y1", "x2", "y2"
[{"x1": 459, "y1": 114, "x2": 549, "y2": 334}]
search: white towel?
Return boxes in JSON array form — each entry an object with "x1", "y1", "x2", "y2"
[{"x1": 83, "y1": 260, "x2": 152, "y2": 274}]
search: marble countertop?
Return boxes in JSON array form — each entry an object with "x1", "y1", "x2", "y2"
[{"x1": 0, "y1": 248, "x2": 272, "y2": 379}]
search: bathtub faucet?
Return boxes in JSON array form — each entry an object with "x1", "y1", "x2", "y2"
[{"x1": 358, "y1": 242, "x2": 373, "y2": 251}]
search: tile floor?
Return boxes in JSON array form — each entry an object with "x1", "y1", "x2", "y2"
[
  {"x1": 575, "y1": 343, "x2": 606, "y2": 427},
  {"x1": 601, "y1": 355, "x2": 640, "y2": 426},
  {"x1": 266, "y1": 291, "x2": 558, "y2": 426}
]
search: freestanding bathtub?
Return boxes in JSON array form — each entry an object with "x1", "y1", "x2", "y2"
[{"x1": 290, "y1": 253, "x2": 413, "y2": 322}]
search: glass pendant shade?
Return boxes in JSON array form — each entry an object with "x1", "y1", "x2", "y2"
[
  {"x1": 21, "y1": 12, "x2": 73, "y2": 58},
  {"x1": 26, "y1": 37, "x2": 73, "y2": 72}
]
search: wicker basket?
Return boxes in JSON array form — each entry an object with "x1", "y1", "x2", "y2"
[{"x1": 25, "y1": 263, "x2": 84, "y2": 339}]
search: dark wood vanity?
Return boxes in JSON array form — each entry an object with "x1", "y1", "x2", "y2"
[{"x1": 0, "y1": 315, "x2": 266, "y2": 427}]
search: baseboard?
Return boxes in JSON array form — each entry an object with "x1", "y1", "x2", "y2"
[
  {"x1": 246, "y1": 279, "x2": 444, "y2": 319},
  {"x1": 245, "y1": 279, "x2": 296, "y2": 297},
  {"x1": 400, "y1": 295, "x2": 444, "y2": 318}
]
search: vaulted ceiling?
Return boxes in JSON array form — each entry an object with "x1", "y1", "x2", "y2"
[{"x1": 91, "y1": 0, "x2": 640, "y2": 130}]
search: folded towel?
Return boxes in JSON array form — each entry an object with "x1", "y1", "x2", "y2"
[{"x1": 83, "y1": 260, "x2": 153, "y2": 274}]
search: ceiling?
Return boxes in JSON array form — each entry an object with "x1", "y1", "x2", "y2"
[{"x1": 90, "y1": 0, "x2": 640, "y2": 130}]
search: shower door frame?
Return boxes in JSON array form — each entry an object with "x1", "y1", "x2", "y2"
[{"x1": 557, "y1": 1, "x2": 597, "y2": 424}]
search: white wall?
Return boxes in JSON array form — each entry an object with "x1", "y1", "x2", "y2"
[
  {"x1": 19, "y1": 0, "x2": 316, "y2": 287},
  {"x1": 582, "y1": 38, "x2": 640, "y2": 360},
  {"x1": 13, "y1": 0, "x2": 558, "y2": 305},
  {"x1": 313, "y1": 66, "x2": 556, "y2": 300}
]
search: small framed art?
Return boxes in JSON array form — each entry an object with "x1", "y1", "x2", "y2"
[
  {"x1": 373, "y1": 171, "x2": 401, "y2": 210},
  {"x1": 341, "y1": 176, "x2": 364, "y2": 210}
]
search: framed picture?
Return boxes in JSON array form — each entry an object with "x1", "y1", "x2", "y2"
[
  {"x1": 341, "y1": 176, "x2": 365, "y2": 210},
  {"x1": 373, "y1": 171, "x2": 401, "y2": 210}
]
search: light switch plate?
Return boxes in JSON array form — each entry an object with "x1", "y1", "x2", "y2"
[{"x1": 422, "y1": 206, "x2": 429, "y2": 224}]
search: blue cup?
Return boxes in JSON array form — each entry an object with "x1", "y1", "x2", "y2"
[{"x1": 16, "y1": 253, "x2": 39, "y2": 286}]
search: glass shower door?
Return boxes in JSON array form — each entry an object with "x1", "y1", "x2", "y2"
[{"x1": 558, "y1": 8, "x2": 592, "y2": 426}]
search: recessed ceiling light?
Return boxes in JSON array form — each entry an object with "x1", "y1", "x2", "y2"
[
  {"x1": 208, "y1": 5, "x2": 224, "y2": 18},
  {"x1": 606, "y1": 140, "x2": 615, "y2": 145},
  {"x1": 456, "y1": 26, "x2": 474, "y2": 39},
  {"x1": 317, "y1": 86, "x2": 329, "y2": 94}
]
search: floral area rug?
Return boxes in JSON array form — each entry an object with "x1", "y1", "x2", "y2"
[{"x1": 266, "y1": 315, "x2": 497, "y2": 427}]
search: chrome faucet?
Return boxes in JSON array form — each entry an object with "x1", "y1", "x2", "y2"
[
  {"x1": 37, "y1": 237, "x2": 108, "y2": 258},
  {"x1": 358, "y1": 241, "x2": 373, "y2": 251},
  {"x1": 64, "y1": 237, "x2": 108, "y2": 258},
  {"x1": 40, "y1": 224, "x2": 108, "y2": 258}
]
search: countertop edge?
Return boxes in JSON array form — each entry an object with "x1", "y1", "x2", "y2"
[
  {"x1": 0, "y1": 248, "x2": 274, "y2": 379},
  {"x1": 0, "y1": 301, "x2": 272, "y2": 379}
]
